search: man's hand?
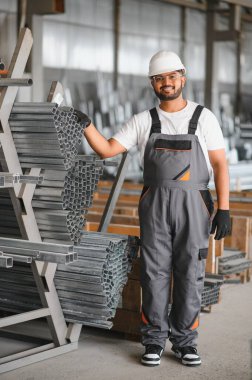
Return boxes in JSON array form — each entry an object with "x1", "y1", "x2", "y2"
[
  {"x1": 74, "y1": 110, "x2": 91, "y2": 129},
  {"x1": 210, "y1": 209, "x2": 231, "y2": 240}
]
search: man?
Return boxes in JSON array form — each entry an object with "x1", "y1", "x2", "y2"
[{"x1": 77, "y1": 50, "x2": 231, "y2": 367}]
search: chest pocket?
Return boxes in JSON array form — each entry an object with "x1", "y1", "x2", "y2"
[{"x1": 152, "y1": 139, "x2": 192, "y2": 181}]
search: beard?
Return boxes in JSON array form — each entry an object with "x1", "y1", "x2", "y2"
[{"x1": 154, "y1": 84, "x2": 183, "y2": 101}]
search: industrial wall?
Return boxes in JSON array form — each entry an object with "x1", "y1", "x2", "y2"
[{"x1": 1, "y1": 0, "x2": 252, "y2": 164}]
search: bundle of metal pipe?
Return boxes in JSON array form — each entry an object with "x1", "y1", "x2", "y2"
[
  {"x1": 31, "y1": 157, "x2": 105, "y2": 243},
  {"x1": 8, "y1": 103, "x2": 115, "y2": 243},
  {"x1": 10, "y1": 103, "x2": 83, "y2": 170},
  {"x1": 0, "y1": 237, "x2": 77, "y2": 265},
  {"x1": 0, "y1": 263, "x2": 43, "y2": 313},
  {"x1": 56, "y1": 232, "x2": 138, "y2": 328},
  {"x1": 0, "y1": 232, "x2": 139, "y2": 329}
]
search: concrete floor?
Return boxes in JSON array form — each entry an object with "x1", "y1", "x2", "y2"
[{"x1": 1, "y1": 281, "x2": 252, "y2": 380}]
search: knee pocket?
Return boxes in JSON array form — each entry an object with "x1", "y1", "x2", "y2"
[{"x1": 196, "y1": 248, "x2": 208, "y2": 281}]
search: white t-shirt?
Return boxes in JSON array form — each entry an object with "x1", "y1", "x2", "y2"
[{"x1": 112, "y1": 100, "x2": 225, "y2": 178}]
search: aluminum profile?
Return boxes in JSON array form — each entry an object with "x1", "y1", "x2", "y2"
[
  {"x1": 0, "y1": 236, "x2": 77, "y2": 266},
  {"x1": 0, "y1": 232, "x2": 139, "y2": 328},
  {"x1": 0, "y1": 102, "x2": 135, "y2": 329},
  {"x1": 0, "y1": 253, "x2": 13, "y2": 268},
  {"x1": 0, "y1": 172, "x2": 43, "y2": 187},
  {"x1": 2, "y1": 103, "x2": 113, "y2": 243}
]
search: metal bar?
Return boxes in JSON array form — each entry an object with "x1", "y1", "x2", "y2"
[
  {"x1": 98, "y1": 152, "x2": 131, "y2": 232},
  {"x1": 0, "y1": 342, "x2": 78, "y2": 373},
  {"x1": 0, "y1": 245, "x2": 39, "y2": 258},
  {"x1": 9, "y1": 120, "x2": 56, "y2": 127},
  {"x1": 0, "y1": 255, "x2": 13, "y2": 268},
  {"x1": 10, "y1": 112, "x2": 56, "y2": 120},
  {"x1": 31, "y1": 262, "x2": 68, "y2": 347},
  {"x1": 4, "y1": 253, "x2": 32, "y2": 263},
  {"x1": 204, "y1": 0, "x2": 216, "y2": 110},
  {"x1": 113, "y1": 0, "x2": 120, "y2": 90},
  {"x1": 0, "y1": 237, "x2": 74, "y2": 253},
  {"x1": 66, "y1": 323, "x2": 82, "y2": 343},
  {"x1": 13, "y1": 102, "x2": 58, "y2": 107},
  {"x1": 0, "y1": 78, "x2": 33, "y2": 87},
  {"x1": 12, "y1": 105, "x2": 57, "y2": 114},
  {"x1": 0, "y1": 308, "x2": 50, "y2": 328},
  {"x1": 0, "y1": 173, "x2": 43, "y2": 186}
]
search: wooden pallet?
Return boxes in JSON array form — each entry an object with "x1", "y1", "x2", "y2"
[{"x1": 223, "y1": 268, "x2": 251, "y2": 284}]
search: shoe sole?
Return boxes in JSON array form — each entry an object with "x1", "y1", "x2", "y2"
[
  {"x1": 173, "y1": 351, "x2": 201, "y2": 366},
  {"x1": 141, "y1": 359, "x2": 161, "y2": 367},
  {"x1": 181, "y1": 359, "x2": 201, "y2": 366}
]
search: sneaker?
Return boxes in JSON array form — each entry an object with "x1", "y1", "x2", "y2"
[
  {"x1": 141, "y1": 344, "x2": 164, "y2": 367},
  {"x1": 171, "y1": 346, "x2": 201, "y2": 366}
]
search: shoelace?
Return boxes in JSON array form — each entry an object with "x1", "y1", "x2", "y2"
[
  {"x1": 181, "y1": 346, "x2": 198, "y2": 355},
  {"x1": 146, "y1": 345, "x2": 162, "y2": 354}
]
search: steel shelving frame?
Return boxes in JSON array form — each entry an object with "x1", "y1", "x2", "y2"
[{"x1": 0, "y1": 28, "x2": 82, "y2": 374}]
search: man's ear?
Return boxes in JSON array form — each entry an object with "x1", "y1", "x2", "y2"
[
  {"x1": 182, "y1": 76, "x2": 186, "y2": 88},
  {"x1": 150, "y1": 79, "x2": 155, "y2": 89}
]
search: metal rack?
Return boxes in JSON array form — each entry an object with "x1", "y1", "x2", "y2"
[{"x1": 0, "y1": 28, "x2": 82, "y2": 374}]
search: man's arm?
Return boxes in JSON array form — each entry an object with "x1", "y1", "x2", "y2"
[
  {"x1": 74, "y1": 111, "x2": 127, "y2": 158},
  {"x1": 84, "y1": 123, "x2": 127, "y2": 158},
  {"x1": 208, "y1": 149, "x2": 231, "y2": 240},
  {"x1": 208, "y1": 149, "x2": 229, "y2": 209}
]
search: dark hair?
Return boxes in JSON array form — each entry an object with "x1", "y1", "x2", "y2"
[{"x1": 178, "y1": 69, "x2": 185, "y2": 76}]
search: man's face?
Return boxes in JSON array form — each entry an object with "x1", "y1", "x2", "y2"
[{"x1": 150, "y1": 71, "x2": 186, "y2": 101}]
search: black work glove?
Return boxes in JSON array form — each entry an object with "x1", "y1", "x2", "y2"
[
  {"x1": 210, "y1": 209, "x2": 231, "y2": 240},
  {"x1": 74, "y1": 109, "x2": 91, "y2": 130}
]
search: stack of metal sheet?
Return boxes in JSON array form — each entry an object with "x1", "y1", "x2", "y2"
[
  {"x1": 0, "y1": 232, "x2": 139, "y2": 328},
  {"x1": 10, "y1": 103, "x2": 83, "y2": 170},
  {"x1": 218, "y1": 249, "x2": 252, "y2": 275}
]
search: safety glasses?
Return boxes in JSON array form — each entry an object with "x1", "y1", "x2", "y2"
[{"x1": 151, "y1": 72, "x2": 184, "y2": 83}]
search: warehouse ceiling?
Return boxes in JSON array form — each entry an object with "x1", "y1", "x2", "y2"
[{"x1": 159, "y1": 0, "x2": 252, "y2": 12}]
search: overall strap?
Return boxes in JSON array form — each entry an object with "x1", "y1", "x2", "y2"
[
  {"x1": 149, "y1": 107, "x2": 161, "y2": 137},
  {"x1": 188, "y1": 105, "x2": 204, "y2": 135}
]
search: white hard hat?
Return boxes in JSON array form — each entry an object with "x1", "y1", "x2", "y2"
[{"x1": 148, "y1": 51, "x2": 186, "y2": 77}]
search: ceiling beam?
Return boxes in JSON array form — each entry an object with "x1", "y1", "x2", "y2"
[
  {"x1": 222, "y1": 0, "x2": 252, "y2": 8},
  {"x1": 158, "y1": 0, "x2": 206, "y2": 11},
  {"x1": 158, "y1": 0, "x2": 252, "y2": 23},
  {"x1": 242, "y1": 13, "x2": 252, "y2": 22},
  {"x1": 159, "y1": 0, "x2": 252, "y2": 11}
]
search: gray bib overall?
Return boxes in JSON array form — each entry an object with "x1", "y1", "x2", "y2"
[{"x1": 138, "y1": 105, "x2": 214, "y2": 349}]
